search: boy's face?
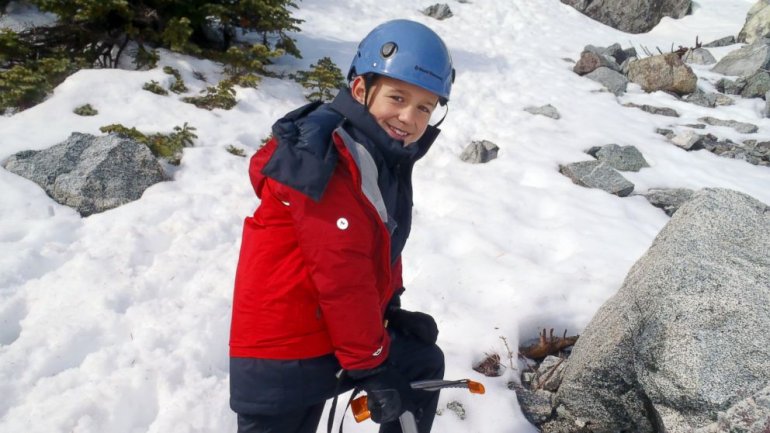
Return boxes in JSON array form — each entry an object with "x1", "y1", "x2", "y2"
[{"x1": 352, "y1": 75, "x2": 439, "y2": 145}]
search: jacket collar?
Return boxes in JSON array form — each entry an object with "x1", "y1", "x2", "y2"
[{"x1": 328, "y1": 89, "x2": 440, "y2": 167}]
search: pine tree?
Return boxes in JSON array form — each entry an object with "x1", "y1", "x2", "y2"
[
  {"x1": 1, "y1": 0, "x2": 304, "y2": 111},
  {"x1": 294, "y1": 57, "x2": 345, "y2": 102}
]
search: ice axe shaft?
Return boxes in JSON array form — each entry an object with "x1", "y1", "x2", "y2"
[{"x1": 350, "y1": 378, "x2": 485, "y2": 426}]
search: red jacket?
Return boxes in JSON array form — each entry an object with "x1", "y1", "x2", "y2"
[{"x1": 229, "y1": 131, "x2": 403, "y2": 371}]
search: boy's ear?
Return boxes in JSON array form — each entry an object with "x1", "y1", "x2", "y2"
[{"x1": 351, "y1": 76, "x2": 367, "y2": 104}]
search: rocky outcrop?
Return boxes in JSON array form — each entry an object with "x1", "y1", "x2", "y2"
[
  {"x1": 560, "y1": 0, "x2": 691, "y2": 33},
  {"x1": 640, "y1": 188, "x2": 695, "y2": 216},
  {"x1": 683, "y1": 89, "x2": 734, "y2": 108},
  {"x1": 552, "y1": 188, "x2": 770, "y2": 433},
  {"x1": 712, "y1": 38, "x2": 770, "y2": 77},
  {"x1": 460, "y1": 140, "x2": 499, "y2": 164},
  {"x1": 682, "y1": 48, "x2": 716, "y2": 65},
  {"x1": 2, "y1": 133, "x2": 166, "y2": 216},
  {"x1": 586, "y1": 144, "x2": 649, "y2": 172},
  {"x1": 627, "y1": 53, "x2": 697, "y2": 95},
  {"x1": 421, "y1": 3, "x2": 453, "y2": 20},
  {"x1": 695, "y1": 385, "x2": 770, "y2": 433},
  {"x1": 740, "y1": 71, "x2": 770, "y2": 98},
  {"x1": 698, "y1": 116, "x2": 758, "y2": 134},
  {"x1": 703, "y1": 36, "x2": 737, "y2": 47},
  {"x1": 585, "y1": 67, "x2": 629, "y2": 96},
  {"x1": 738, "y1": 0, "x2": 770, "y2": 44},
  {"x1": 574, "y1": 51, "x2": 620, "y2": 75},
  {"x1": 665, "y1": 131, "x2": 769, "y2": 166},
  {"x1": 559, "y1": 161, "x2": 635, "y2": 196},
  {"x1": 622, "y1": 102, "x2": 679, "y2": 117}
]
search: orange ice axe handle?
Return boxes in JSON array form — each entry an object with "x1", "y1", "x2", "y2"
[{"x1": 351, "y1": 379, "x2": 485, "y2": 425}]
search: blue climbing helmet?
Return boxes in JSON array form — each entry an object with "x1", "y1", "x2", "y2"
[{"x1": 348, "y1": 19, "x2": 455, "y2": 104}]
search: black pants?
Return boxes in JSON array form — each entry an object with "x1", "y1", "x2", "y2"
[{"x1": 235, "y1": 331, "x2": 445, "y2": 433}]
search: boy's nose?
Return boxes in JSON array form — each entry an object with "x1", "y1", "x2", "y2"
[{"x1": 398, "y1": 106, "x2": 419, "y2": 124}]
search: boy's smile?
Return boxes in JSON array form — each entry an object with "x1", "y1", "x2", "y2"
[{"x1": 352, "y1": 75, "x2": 439, "y2": 145}]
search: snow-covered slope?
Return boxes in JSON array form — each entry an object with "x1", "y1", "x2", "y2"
[{"x1": 0, "y1": 1, "x2": 767, "y2": 432}]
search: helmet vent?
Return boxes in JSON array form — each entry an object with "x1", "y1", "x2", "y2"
[{"x1": 380, "y1": 42, "x2": 397, "y2": 58}]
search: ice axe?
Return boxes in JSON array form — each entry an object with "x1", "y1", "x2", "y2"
[{"x1": 350, "y1": 379, "x2": 486, "y2": 433}]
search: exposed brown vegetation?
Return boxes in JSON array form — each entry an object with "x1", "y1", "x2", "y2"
[
  {"x1": 472, "y1": 353, "x2": 503, "y2": 377},
  {"x1": 519, "y1": 328, "x2": 579, "y2": 360}
]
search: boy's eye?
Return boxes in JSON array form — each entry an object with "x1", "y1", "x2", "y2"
[
  {"x1": 419, "y1": 105, "x2": 432, "y2": 114},
  {"x1": 389, "y1": 95, "x2": 404, "y2": 103}
]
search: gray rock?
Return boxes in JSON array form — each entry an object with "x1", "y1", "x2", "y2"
[
  {"x1": 669, "y1": 130, "x2": 703, "y2": 150},
  {"x1": 623, "y1": 47, "x2": 638, "y2": 61},
  {"x1": 683, "y1": 88, "x2": 717, "y2": 107},
  {"x1": 684, "y1": 123, "x2": 706, "y2": 129},
  {"x1": 612, "y1": 46, "x2": 637, "y2": 65},
  {"x1": 708, "y1": 138, "x2": 770, "y2": 166},
  {"x1": 699, "y1": 135, "x2": 759, "y2": 164},
  {"x1": 540, "y1": 416, "x2": 589, "y2": 433},
  {"x1": 555, "y1": 188, "x2": 770, "y2": 433},
  {"x1": 534, "y1": 356, "x2": 568, "y2": 392},
  {"x1": 738, "y1": 0, "x2": 770, "y2": 44},
  {"x1": 620, "y1": 56, "x2": 638, "y2": 75},
  {"x1": 524, "y1": 104, "x2": 561, "y2": 119},
  {"x1": 421, "y1": 3, "x2": 453, "y2": 20},
  {"x1": 715, "y1": 93, "x2": 735, "y2": 106},
  {"x1": 537, "y1": 355, "x2": 563, "y2": 374},
  {"x1": 766, "y1": 91, "x2": 770, "y2": 117},
  {"x1": 640, "y1": 188, "x2": 695, "y2": 216},
  {"x1": 574, "y1": 51, "x2": 620, "y2": 75},
  {"x1": 585, "y1": 67, "x2": 629, "y2": 95},
  {"x1": 716, "y1": 77, "x2": 748, "y2": 95},
  {"x1": 695, "y1": 385, "x2": 770, "y2": 433},
  {"x1": 712, "y1": 38, "x2": 770, "y2": 77},
  {"x1": 740, "y1": 71, "x2": 770, "y2": 98},
  {"x1": 460, "y1": 140, "x2": 499, "y2": 163},
  {"x1": 587, "y1": 143, "x2": 650, "y2": 171},
  {"x1": 560, "y1": 0, "x2": 691, "y2": 34},
  {"x1": 559, "y1": 160, "x2": 635, "y2": 196},
  {"x1": 656, "y1": 128, "x2": 676, "y2": 139},
  {"x1": 743, "y1": 140, "x2": 770, "y2": 167},
  {"x1": 584, "y1": 43, "x2": 633, "y2": 65},
  {"x1": 522, "y1": 372, "x2": 536, "y2": 387},
  {"x1": 698, "y1": 116, "x2": 759, "y2": 133},
  {"x1": 2, "y1": 133, "x2": 166, "y2": 216},
  {"x1": 514, "y1": 384, "x2": 555, "y2": 425},
  {"x1": 703, "y1": 35, "x2": 737, "y2": 48},
  {"x1": 627, "y1": 53, "x2": 698, "y2": 95},
  {"x1": 682, "y1": 47, "x2": 717, "y2": 65},
  {"x1": 600, "y1": 43, "x2": 624, "y2": 64},
  {"x1": 623, "y1": 102, "x2": 680, "y2": 117}
]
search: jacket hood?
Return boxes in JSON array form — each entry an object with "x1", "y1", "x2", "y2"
[
  {"x1": 258, "y1": 100, "x2": 342, "y2": 201},
  {"x1": 256, "y1": 89, "x2": 441, "y2": 202}
]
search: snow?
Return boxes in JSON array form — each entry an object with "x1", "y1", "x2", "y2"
[{"x1": 1, "y1": 0, "x2": 768, "y2": 432}]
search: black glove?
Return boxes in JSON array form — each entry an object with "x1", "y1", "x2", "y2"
[
  {"x1": 347, "y1": 364, "x2": 413, "y2": 424},
  {"x1": 387, "y1": 308, "x2": 439, "y2": 345}
]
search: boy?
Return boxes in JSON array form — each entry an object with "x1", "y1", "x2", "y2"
[{"x1": 229, "y1": 19, "x2": 455, "y2": 433}]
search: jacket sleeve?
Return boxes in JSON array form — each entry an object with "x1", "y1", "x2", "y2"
[{"x1": 268, "y1": 166, "x2": 390, "y2": 371}]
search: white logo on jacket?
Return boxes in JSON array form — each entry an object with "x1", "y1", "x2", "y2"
[{"x1": 372, "y1": 346, "x2": 383, "y2": 356}]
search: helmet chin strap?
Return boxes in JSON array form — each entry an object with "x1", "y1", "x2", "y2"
[
  {"x1": 433, "y1": 104, "x2": 449, "y2": 128},
  {"x1": 363, "y1": 74, "x2": 375, "y2": 109}
]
